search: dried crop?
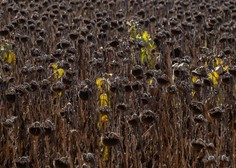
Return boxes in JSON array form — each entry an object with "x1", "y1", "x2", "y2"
[{"x1": 0, "y1": 0, "x2": 236, "y2": 167}]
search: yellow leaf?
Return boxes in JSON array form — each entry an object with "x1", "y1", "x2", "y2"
[
  {"x1": 208, "y1": 71, "x2": 219, "y2": 86},
  {"x1": 212, "y1": 71, "x2": 219, "y2": 79},
  {"x1": 7, "y1": 51, "x2": 16, "y2": 65},
  {"x1": 57, "y1": 69, "x2": 64, "y2": 78},
  {"x1": 97, "y1": 122, "x2": 101, "y2": 129},
  {"x1": 96, "y1": 77, "x2": 105, "y2": 86},
  {"x1": 142, "y1": 31, "x2": 150, "y2": 42},
  {"x1": 96, "y1": 77, "x2": 106, "y2": 93},
  {"x1": 51, "y1": 63, "x2": 58, "y2": 69},
  {"x1": 223, "y1": 65, "x2": 229, "y2": 71},
  {"x1": 135, "y1": 33, "x2": 142, "y2": 40},
  {"x1": 191, "y1": 91, "x2": 196, "y2": 97},
  {"x1": 2, "y1": 51, "x2": 7, "y2": 59},
  {"x1": 130, "y1": 28, "x2": 137, "y2": 39},
  {"x1": 131, "y1": 53, "x2": 135, "y2": 62},
  {"x1": 148, "y1": 40, "x2": 156, "y2": 49},
  {"x1": 204, "y1": 39, "x2": 207, "y2": 47},
  {"x1": 58, "y1": 91, "x2": 62, "y2": 97},
  {"x1": 0, "y1": 46, "x2": 4, "y2": 50},
  {"x1": 141, "y1": 48, "x2": 146, "y2": 64},
  {"x1": 217, "y1": 95, "x2": 222, "y2": 105},
  {"x1": 147, "y1": 79, "x2": 153, "y2": 85},
  {"x1": 126, "y1": 21, "x2": 131, "y2": 27},
  {"x1": 215, "y1": 58, "x2": 223, "y2": 66},
  {"x1": 54, "y1": 68, "x2": 64, "y2": 79},
  {"x1": 100, "y1": 93, "x2": 108, "y2": 107},
  {"x1": 101, "y1": 114, "x2": 108, "y2": 122},
  {"x1": 102, "y1": 146, "x2": 109, "y2": 161},
  {"x1": 98, "y1": 138, "x2": 103, "y2": 147},
  {"x1": 83, "y1": 9, "x2": 87, "y2": 16},
  {"x1": 191, "y1": 76, "x2": 197, "y2": 83}
]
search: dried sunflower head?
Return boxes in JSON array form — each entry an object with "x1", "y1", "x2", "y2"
[
  {"x1": 2, "y1": 116, "x2": 17, "y2": 128},
  {"x1": 116, "y1": 103, "x2": 128, "y2": 111},
  {"x1": 101, "y1": 132, "x2": 120, "y2": 147},
  {"x1": 193, "y1": 114, "x2": 207, "y2": 123},
  {"x1": 42, "y1": 120, "x2": 55, "y2": 136},
  {"x1": 82, "y1": 153, "x2": 95, "y2": 163},
  {"x1": 191, "y1": 138, "x2": 205, "y2": 152},
  {"x1": 190, "y1": 101, "x2": 204, "y2": 114},
  {"x1": 140, "y1": 110, "x2": 156, "y2": 124},
  {"x1": 28, "y1": 121, "x2": 42, "y2": 136},
  {"x1": 15, "y1": 156, "x2": 31, "y2": 168},
  {"x1": 54, "y1": 157, "x2": 70, "y2": 168},
  {"x1": 127, "y1": 113, "x2": 140, "y2": 127},
  {"x1": 79, "y1": 86, "x2": 92, "y2": 101},
  {"x1": 208, "y1": 106, "x2": 224, "y2": 119}
]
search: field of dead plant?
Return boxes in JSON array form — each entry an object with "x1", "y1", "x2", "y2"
[{"x1": 0, "y1": 0, "x2": 236, "y2": 167}]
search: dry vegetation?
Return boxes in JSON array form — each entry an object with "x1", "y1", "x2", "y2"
[{"x1": 0, "y1": 0, "x2": 236, "y2": 167}]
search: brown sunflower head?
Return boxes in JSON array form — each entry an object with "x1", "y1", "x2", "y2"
[
  {"x1": 42, "y1": 120, "x2": 55, "y2": 136},
  {"x1": 101, "y1": 132, "x2": 120, "y2": 147},
  {"x1": 190, "y1": 101, "x2": 204, "y2": 114},
  {"x1": 127, "y1": 113, "x2": 140, "y2": 127},
  {"x1": 54, "y1": 157, "x2": 70, "y2": 168},
  {"x1": 140, "y1": 110, "x2": 156, "y2": 125},
  {"x1": 15, "y1": 156, "x2": 31, "y2": 168},
  {"x1": 191, "y1": 138, "x2": 205, "y2": 152},
  {"x1": 28, "y1": 121, "x2": 42, "y2": 136},
  {"x1": 116, "y1": 103, "x2": 128, "y2": 111},
  {"x1": 208, "y1": 106, "x2": 224, "y2": 119}
]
